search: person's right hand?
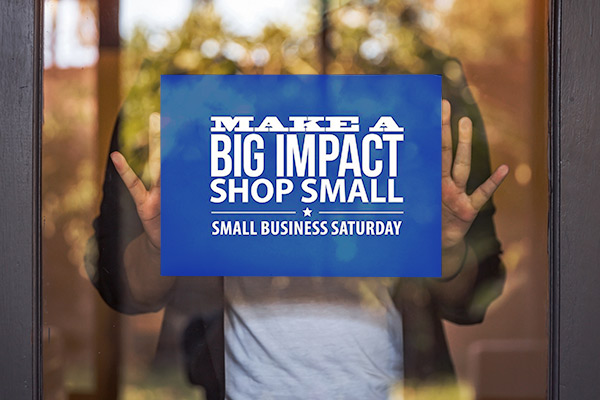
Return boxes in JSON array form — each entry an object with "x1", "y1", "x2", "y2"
[{"x1": 110, "y1": 125, "x2": 161, "y2": 250}]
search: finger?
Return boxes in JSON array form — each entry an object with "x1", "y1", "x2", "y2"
[
  {"x1": 470, "y1": 164, "x2": 510, "y2": 210},
  {"x1": 148, "y1": 112, "x2": 161, "y2": 186},
  {"x1": 110, "y1": 151, "x2": 148, "y2": 207},
  {"x1": 441, "y1": 99, "x2": 452, "y2": 178},
  {"x1": 452, "y1": 117, "x2": 472, "y2": 190}
]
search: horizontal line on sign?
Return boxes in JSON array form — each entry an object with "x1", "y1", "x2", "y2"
[
  {"x1": 318, "y1": 211, "x2": 404, "y2": 215},
  {"x1": 211, "y1": 211, "x2": 296, "y2": 215}
]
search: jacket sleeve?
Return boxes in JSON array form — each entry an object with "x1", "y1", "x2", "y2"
[
  {"x1": 432, "y1": 59, "x2": 506, "y2": 325},
  {"x1": 85, "y1": 115, "x2": 172, "y2": 315}
]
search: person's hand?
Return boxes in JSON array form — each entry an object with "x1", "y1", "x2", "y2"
[
  {"x1": 110, "y1": 124, "x2": 161, "y2": 250},
  {"x1": 441, "y1": 99, "x2": 509, "y2": 251}
]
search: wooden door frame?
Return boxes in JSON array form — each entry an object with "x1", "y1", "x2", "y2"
[
  {"x1": 0, "y1": 0, "x2": 43, "y2": 399},
  {"x1": 548, "y1": 0, "x2": 600, "y2": 398}
]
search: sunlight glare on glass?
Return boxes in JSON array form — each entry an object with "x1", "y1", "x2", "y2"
[
  {"x1": 213, "y1": 0, "x2": 312, "y2": 37},
  {"x1": 120, "y1": 0, "x2": 194, "y2": 40},
  {"x1": 44, "y1": 0, "x2": 98, "y2": 69}
]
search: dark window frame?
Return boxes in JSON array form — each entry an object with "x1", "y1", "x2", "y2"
[
  {"x1": 549, "y1": 0, "x2": 600, "y2": 398},
  {"x1": 0, "y1": 0, "x2": 598, "y2": 398},
  {"x1": 0, "y1": 0, "x2": 43, "y2": 399}
]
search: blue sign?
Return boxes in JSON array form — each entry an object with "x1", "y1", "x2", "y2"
[{"x1": 161, "y1": 75, "x2": 440, "y2": 276}]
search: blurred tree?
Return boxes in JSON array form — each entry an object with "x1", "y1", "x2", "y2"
[{"x1": 117, "y1": 0, "x2": 528, "y2": 192}]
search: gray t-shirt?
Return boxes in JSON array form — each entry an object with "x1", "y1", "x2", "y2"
[{"x1": 224, "y1": 277, "x2": 404, "y2": 399}]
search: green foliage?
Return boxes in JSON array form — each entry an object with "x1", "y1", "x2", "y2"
[{"x1": 118, "y1": 0, "x2": 525, "y2": 175}]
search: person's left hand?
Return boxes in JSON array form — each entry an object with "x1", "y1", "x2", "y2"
[{"x1": 441, "y1": 99, "x2": 509, "y2": 251}]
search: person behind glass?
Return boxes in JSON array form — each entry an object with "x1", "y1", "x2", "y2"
[
  {"x1": 90, "y1": 96, "x2": 508, "y2": 397},
  {"x1": 96, "y1": 96, "x2": 508, "y2": 398}
]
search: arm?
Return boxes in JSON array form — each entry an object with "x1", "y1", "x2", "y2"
[
  {"x1": 122, "y1": 228, "x2": 174, "y2": 308},
  {"x1": 86, "y1": 116, "x2": 173, "y2": 314},
  {"x1": 108, "y1": 150, "x2": 175, "y2": 308},
  {"x1": 427, "y1": 99, "x2": 508, "y2": 323}
]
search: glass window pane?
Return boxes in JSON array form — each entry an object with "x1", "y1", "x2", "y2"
[{"x1": 42, "y1": 0, "x2": 548, "y2": 399}]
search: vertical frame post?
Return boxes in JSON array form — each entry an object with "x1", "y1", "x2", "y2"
[
  {"x1": 0, "y1": 0, "x2": 43, "y2": 399},
  {"x1": 550, "y1": 0, "x2": 600, "y2": 398}
]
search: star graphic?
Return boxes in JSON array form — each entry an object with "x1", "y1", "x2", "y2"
[{"x1": 302, "y1": 207, "x2": 313, "y2": 217}]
